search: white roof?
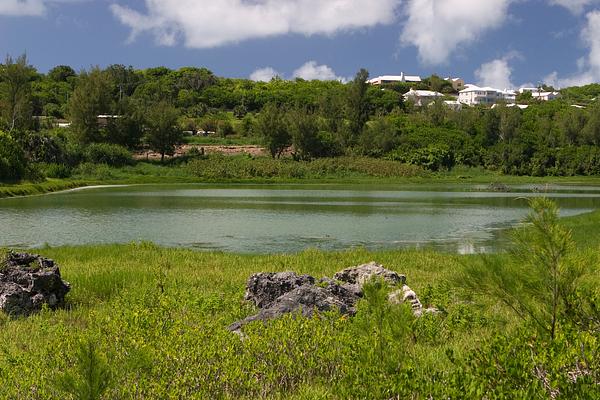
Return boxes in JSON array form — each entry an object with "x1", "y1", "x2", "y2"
[
  {"x1": 531, "y1": 91, "x2": 560, "y2": 97},
  {"x1": 460, "y1": 85, "x2": 515, "y2": 94},
  {"x1": 368, "y1": 72, "x2": 422, "y2": 83},
  {"x1": 404, "y1": 89, "x2": 443, "y2": 97}
]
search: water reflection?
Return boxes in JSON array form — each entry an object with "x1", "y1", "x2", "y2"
[{"x1": 0, "y1": 183, "x2": 598, "y2": 253}]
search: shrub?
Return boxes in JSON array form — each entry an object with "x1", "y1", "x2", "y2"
[
  {"x1": 42, "y1": 163, "x2": 72, "y2": 179},
  {"x1": 84, "y1": 143, "x2": 133, "y2": 167},
  {"x1": 0, "y1": 131, "x2": 26, "y2": 182}
]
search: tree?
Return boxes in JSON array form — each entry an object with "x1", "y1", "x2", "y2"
[
  {"x1": 346, "y1": 69, "x2": 370, "y2": 143},
  {"x1": 289, "y1": 108, "x2": 321, "y2": 159},
  {"x1": 0, "y1": 54, "x2": 36, "y2": 132},
  {"x1": 256, "y1": 103, "x2": 290, "y2": 158},
  {"x1": 144, "y1": 101, "x2": 182, "y2": 162},
  {"x1": 0, "y1": 131, "x2": 26, "y2": 181},
  {"x1": 461, "y1": 198, "x2": 583, "y2": 340},
  {"x1": 47, "y1": 65, "x2": 76, "y2": 82},
  {"x1": 582, "y1": 101, "x2": 600, "y2": 145},
  {"x1": 68, "y1": 68, "x2": 112, "y2": 143}
]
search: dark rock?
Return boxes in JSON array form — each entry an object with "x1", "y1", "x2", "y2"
[
  {"x1": 244, "y1": 271, "x2": 315, "y2": 308},
  {"x1": 229, "y1": 262, "x2": 403, "y2": 332},
  {"x1": 229, "y1": 281, "x2": 359, "y2": 332},
  {"x1": 0, "y1": 252, "x2": 70, "y2": 316}
]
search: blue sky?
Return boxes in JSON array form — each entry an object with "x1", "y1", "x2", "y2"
[{"x1": 1, "y1": 0, "x2": 600, "y2": 88}]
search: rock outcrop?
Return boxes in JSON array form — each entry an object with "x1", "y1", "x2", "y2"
[
  {"x1": 0, "y1": 252, "x2": 70, "y2": 316},
  {"x1": 229, "y1": 262, "x2": 429, "y2": 332}
]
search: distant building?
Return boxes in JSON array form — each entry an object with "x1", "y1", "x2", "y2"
[
  {"x1": 403, "y1": 89, "x2": 444, "y2": 106},
  {"x1": 459, "y1": 85, "x2": 516, "y2": 106},
  {"x1": 445, "y1": 77, "x2": 465, "y2": 91},
  {"x1": 518, "y1": 87, "x2": 561, "y2": 101},
  {"x1": 368, "y1": 72, "x2": 422, "y2": 85}
]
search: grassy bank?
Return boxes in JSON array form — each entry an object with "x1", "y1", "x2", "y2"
[
  {"x1": 0, "y1": 180, "x2": 88, "y2": 199},
  {"x1": 1, "y1": 203, "x2": 599, "y2": 398},
  {"x1": 4, "y1": 156, "x2": 600, "y2": 199}
]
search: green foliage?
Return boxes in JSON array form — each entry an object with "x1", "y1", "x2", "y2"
[
  {"x1": 57, "y1": 339, "x2": 111, "y2": 400},
  {"x1": 0, "y1": 130, "x2": 26, "y2": 181},
  {"x1": 84, "y1": 143, "x2": 133, "y2": 167},
  {"x1": 41, "y1": 163, "x2": 72, "y2": 179},
  {"x1": 257, "y1": 102, "x2": 291, "y2": 158},
  {"x1": 0, "y1": 54, "x2": 36, "y2": 132},
  {"x1": 68, "y1": 68, "x2": 112, "y2": 144},
  {"x1": 346, "y1": 68, "x2": 370, "y2": 142},
  {"x1": 461, "y1": 198, "x2": 583, "y2": 340},
  {"x1": 144, "y1": 101, "x2": 182, "y2": 162},
  {"x1": 186, "y1": 155, "x2": 424, "y2": 180}
]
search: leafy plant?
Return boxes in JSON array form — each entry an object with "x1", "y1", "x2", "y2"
[
  {"x1": 460, "y1": 197, "x2": 583, "y2": 340},
  {"x1": 57, "y1": 339, "x2": 111, "y2": 400}
]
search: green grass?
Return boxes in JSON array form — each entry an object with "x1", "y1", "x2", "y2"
[
  {"x1": 0, "y1": 180, "x2": 86, "y2": 199},
  {"x1": 3, "y1": 157, "x2": 600, "y2": 200},
  {"x1": 1, "y1": 213, "x2": 598, "y2": 398}
]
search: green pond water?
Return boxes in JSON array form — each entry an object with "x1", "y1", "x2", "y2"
[{"x1": 1, "y1": 183, "x2": 600, "y2": 253}]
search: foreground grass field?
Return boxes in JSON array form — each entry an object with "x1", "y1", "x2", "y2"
[{"x1": 1, "y1": 203, "x2": 599, "y2": 399}]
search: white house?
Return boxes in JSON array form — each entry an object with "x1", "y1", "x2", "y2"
[
  {"x1": 368, "y1": 72, "x2": 422, "y2": 85},
  {"x1": 518, "y1": 87, "x2": 561, "y2": 101},
  {"x1": 403, "y1": 89, "x2": 443, "y2": 106},
  {"x1": 459, "y1": 85, "x2": 516, "y2": 106}
]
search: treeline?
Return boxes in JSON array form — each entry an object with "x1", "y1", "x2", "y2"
[{"x1": 2, "y1": 54, "x2": 600, "y2": 182}]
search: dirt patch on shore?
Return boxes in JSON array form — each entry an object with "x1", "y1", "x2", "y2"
[{"x1": 134, "y1": 144, "x2": 268, "y2": 160}]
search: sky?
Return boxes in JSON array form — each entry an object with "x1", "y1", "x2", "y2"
[{"x1": 1, "y1": 0, "x2": 600, "y2": 88}]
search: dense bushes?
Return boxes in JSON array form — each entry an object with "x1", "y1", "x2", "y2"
[
  {"x1": 84, "y1": 143, "x2": 132, "y2": 167},
  {"x1": 186, "y1": 155, "x2": 426, "y2": 180},
  {"x1": 0, "y1": 131, "x2": 26, "y2": 181}
]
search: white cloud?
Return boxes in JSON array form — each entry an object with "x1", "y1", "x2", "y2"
[
  {"x1": 475, "y1": 52, "x2": 521, "y2": 89},
  {"x1": 400, "y1": 0, "x2": 514, "y2": 65},
  {"x1": 0, "y1": 0, "x2": 46, "y2": 16},
  {"x1": 111, "y1": 0, "x2": 400, "y2": 48},
  {"x1": 292, "y1": 61, "x2": 344, "y2": 81},
  {"x1": 0, "y1": 0, "x2": 81, "y2": 17},
  {"x1": 544, "y1": 10, "x2": 600, "y2": 87},
  {"x1": 548, "y1": 0, "x2": 600, "y2": 14},
  {"x1": 475, "y1": 54, "x2": 519, "y2": 89},
  {"x1": 249, "y1": 67, "x2": 281, "y2": 82}
]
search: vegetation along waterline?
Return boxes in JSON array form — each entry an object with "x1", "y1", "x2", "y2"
[
  {"x1": 1, "y1": 198, "x2": 599, "y2": 399},
  {"x1": 3, "y1": 55, "x2": 600, "y2": 194}
]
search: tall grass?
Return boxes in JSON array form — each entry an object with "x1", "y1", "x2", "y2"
[{"x1": 1, "y1": 239, "x2": 597, "y2": 398}]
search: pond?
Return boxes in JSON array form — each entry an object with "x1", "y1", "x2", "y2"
[{"x1": 1, "y1": 183, "x2": 600, "y2": 253}]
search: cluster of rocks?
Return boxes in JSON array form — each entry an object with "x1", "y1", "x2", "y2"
[
  {"x1": 0, "y1": 252, "x2": 70, "y2": 316},
  {"x1": 228, "y1": 261, "x2": 436, "y2": 332}
]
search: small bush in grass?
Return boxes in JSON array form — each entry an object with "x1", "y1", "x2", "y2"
[
  {"x1": 84, "y1": 143, "x2": 133, "y2": 167},
  {"x1": 42, "y1": 163, "x2": 72, "y2": 178}
]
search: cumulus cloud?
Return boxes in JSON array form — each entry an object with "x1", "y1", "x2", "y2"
[
  {"x1": 0, "y1": 0, "x2": 47, "y2": 16},
  {"x1": 400, "y1": 0, "x2": 514, "y2": 65},
  {"x1": 544, "y1": 10, "x2": 600, "y2": 87},
  {"x1": 548, "y1": 0, "x2": 600, "y2": 14},
  {"x1": 111, "y1": 0, "x2": 400, "y2": 48},
  {"x1": 475, "y1": 54, "x2": 519, "y2": 89},
  {"x1": 250, "y1": 61, "x2": 344, "y2": 82},
  {"x1": 292, "y1": 61, "x2": 344, "y2": 81},
  {"x1": 249, "y1": 67, "x2": 281, "y2": 82},
  {"x1": 0, "y1": 0, "x2": 81, "y2": 17}
]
